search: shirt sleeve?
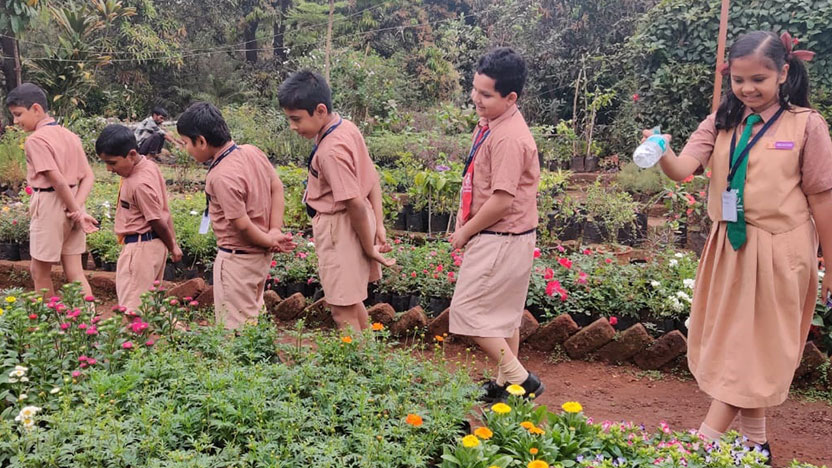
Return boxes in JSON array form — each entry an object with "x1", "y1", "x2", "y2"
[
  {"x1": 679, "y1": 113, "x2": 718, "y2": 168},
  {"x1": 132, "y1": 181, "x2": 164, "y2": 222},
  {"x1": 318, "y1": 143, "x2": 360, "y2": 202},
  {"x1": 489, "y1": 137, "x2": 527, "y2": 197},
  {"x1": 210, "y1": 173, "x2": 248, "y2": 220},
  {"x1": 800, "y1": 111, "x2": 832, "y2": 195},
  {"x1": 24, "y1": 136, "x2": 58, "y2": 175}
]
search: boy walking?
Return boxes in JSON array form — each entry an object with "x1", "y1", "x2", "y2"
[
  {"x1": 177, "y1": 102, "x2": 294, "y2": 329},
  {"x1": 278, "y1": 70, "x2": 393, "y2": 332},
  {"x1": 6, "y1": 83, "x2": 98, "y2": 297},
  {"x1": 448, "y1": 48, "x2": 544, "y2": 400},
  {"x1": 95, "y1": 124, "x2": 182, "y2": 312}
]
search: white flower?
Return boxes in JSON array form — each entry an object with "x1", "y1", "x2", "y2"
[
  {"x1": 676, "y1": 291, "x2": 692, "y2": 303},
  {"x1": 50, "y1": 387, "x2": 61, "y2": 394},
  {"x1": 650, "y1": 280, "x2": 661, "y2": 288},
  {"x1": 22, "y1": 418, "x2": 35, "y2": 430},
  {"x1": 669, "y1": 259, "x2": 678, "y2": 267},
  {"x1": 683, "y1": 278, "x2": 695, "y2": 289},
  {"x1": 14, "y1": 406, "x2": 41, "y2": 421},
  {"x1": 18, "y1": 394, "x2": 27, "y2": 401},
  {"x1": 307, "y1": 242, "x2": 315, "y2": 247},
  {"x1": 669, "y1": 296, "x2": 684, "y2": 312},
  {"x1": 685, "y1": 317, "x2": 691, "y2": 329},
  {"x1": 190, "y1": 210, "x2": 198, "y2": 215},
  {"x1": 675, "y1": 252, "x2": 685, "y2": 258},
  {"x1": 19, "y1": 376, "x2": 28, "y2": 382},
  {"x1": 819, "y1": 271, "x2": 826, "y2": 279}
]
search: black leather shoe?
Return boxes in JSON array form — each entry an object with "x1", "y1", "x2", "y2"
[
  {"x1": 479, "y1": 379, "x2": 508, "y2": 403},
  {"x1": 519, "y1": 372, "x2": 545, "y2": 399}
]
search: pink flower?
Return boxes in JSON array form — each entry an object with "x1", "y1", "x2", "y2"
[
  {"x1": 270, "y1": 260, "x2": 277, "y2": 268},
  {"x1": 682, "y1": 175, "x2": 695, "y2": 184},
  {"x1": 605, "y1": 258, "x2": 613, "y2": 264},
  {"x1": 118, "y1": 306, "x2": 127, "y2": 313},
  {"x1": 184, "y1": 296, "x2": 193, "y2": 302},
  {"x1": 46, "y1": 302, "x2": 56, "y2": 310},
  {"x1": 72, "y1": 370, "x2": 81, "y2": 378},
  {"x1": 411, "y1": 272, "x2": 417, "y2": 278},
  {"x1": 145, "y1": 339, "x2": 155, "y2": 347},
  {"x1": 91, "y1": 316, "x2": 101, "y2": 324},
  {"x1": 543, "y1": 268, "x2": 555, "y2": 280},
  {"x1": 169, "y1": 299, "x2": 179, "y2": 306},
  {"x1": 85, "y1": 326, "x2": 98, "y2": 336},
  {"x1": 79, "y1": 362, "x2": 88, "y2": 368},
  {"x1": 49, "y1": 296, "x2": 61, "y2": 303},
  {"x1": 705, "y1": 170, "x2": 712, "y2": 178},
  {"x1": 297, "y1": 252, "x2": 308, "y2": 259},
  {"x1": 78, "y1": 323, "x2": 88, "y2": 330},
  {"x1": 78, "y1": 355, "x2": 88, "y2": 362},
  {"x1": 577, "y1": 272, "x2": 588, "y2": 285},
  {"x1": 189, "y1": 300, "x2": 199, "y2": 307},
  {"x1": 609, "y1": 316, "x2": 618, "y2": 326},
  {"x1": 556, "y1": 245, "x2": 566, "y2": 253},
  {"x1": 436, "y1": 264, "x2": 444, "y2": 272},
  {"x1": 447, "y1": 272, "x2": 455, "y2": 282},
  {"x1": 558, "y1": 257, "x2": 573, "y2": 269},
  {"x1": 25, "y1": 186, "x2": 33, "y2": 195},
  {"x1": 533, "y1": 248, "x2": 541, "y2": 258},
  {"x1": 87, "y1": 358, "x2": 97, "y2": 365},
  {"x1": 122, "y1": 341, "x2": 133, "y2": 350},
  {"x1": 430, "y1": 250, "x2": 438, "y2": 257},
  {"x1": 307, "y1": 277, "x2": 315, "y2": 284},
  {"x1": 131, "y1": 321, "x2": 149, "y2": 334},
  {"x1": 84, "y1": 295, "x2": 95, "y2": 302},
  {"x1": 632, "y1": 93, "x2": 640, "y2": 102},
  {"x1": 583, "y1": 249, "x2": 592, "y2": 255},
  {"x1": 56, "y1": 304, "x2": 66, "y2": 313},
  {"x1": 153, "y1": 280, "x2": 160, "y2": 286},
  {"x1": 66, "y1": 308, "x2": 81, "y2": 319},
  {"x1": 60, "y1": 323, "x2": 70, "y2": 330},
  {"x1": 11, "y1": 219, "x2": 17, "y2": 225},
  {"x1": 28, "y1": 313, "x2": 38, "y2": 320}
]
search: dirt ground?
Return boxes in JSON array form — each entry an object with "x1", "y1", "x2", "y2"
[{"x1": 2, "y1": 260, "x2": 830, "y2": 467}]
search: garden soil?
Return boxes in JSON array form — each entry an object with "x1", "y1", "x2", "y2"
[{"x1": 1, "y1": 260, "x2": 829, "y2": 467}]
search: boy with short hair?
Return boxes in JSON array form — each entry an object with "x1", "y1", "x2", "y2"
[
  {"x1": 95, "y1": 124, "x2": 183, "y2": 312},
  {"x1": 448, "y1": 48, "x2": 544, "y2": 401},
  {"x1": 278, "y1": 70, "x2": 393, "y2": 332},
  {"x1": 6, "y1": 83, "x2": 98, "y2": 297},
  {"x1": 177, "y1": 102, "x2": 294, "y2": 329},
  {"x1": 135, "y1": 106, "x2": 183, "y2": 156}
]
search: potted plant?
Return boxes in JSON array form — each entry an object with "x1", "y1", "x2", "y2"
[{"x1": 583, "y1": 181, "x2": 637, "y2": 248}]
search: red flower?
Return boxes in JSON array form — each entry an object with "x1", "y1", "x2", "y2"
[
  {"x1": 558, "y1": 257, "x2": 573, "y2": 269},
  {"x1": 25, "y1": 186, "x2": 33, "y2": 195},
  {"x1": 685, "y1": 194, "x2": 696, "y2": 206},
  {"x1": 582, "y1": 249, "x2": 592, "y2": 255},
  {"x1": 543, "y1": 268, "x2": 555, "y2": 280},
  {"x1": 270, "y1": 260, "x2": 277, "y2": 268},
  {"x1": 28, "y1": 313, "x2": 38, "y2": 320},
  {"x1": 682, "y1": 175, "x2": 694, "y2": 183},
  {"x1": 533, "y1": 248, "x2": 541, "y2": 258},
  {"x1": 84, "y1": 295, "x2": 95, "y2": 302},
  {"x1": 411, "y1": 272, "x2": 417, "y2": 278},
  {"x1": 605, "y1": 258, "x2": 613, "y2": 264},
  {"x1": 609, "y1": 316, "x2": 618, "y2": 326},
  {"x1": 633, "y1": 93, "x2": 640, "y2": 102},
  {"x1": 706, "y1": 170, "x2": 712, "y2": 178},
  {"x1": 576, "y1": 271, "x2": 588, "y2": 285}
]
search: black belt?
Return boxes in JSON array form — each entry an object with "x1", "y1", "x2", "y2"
[
  {"x1": 31, "y1": 184, "x2": 76, "y2": 192},
  {"x1": 481, "y1": 228, "x2": 536, "y2": 236},
  {"x1": 218, "y1": 246, "x2": 253, "y2": 255},
  {"x1": 123, "y1": 231, "x2": 158, "y2": 244}
]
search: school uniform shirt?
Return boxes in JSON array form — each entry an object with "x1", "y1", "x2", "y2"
[
  {"x1": 114, "y1": 156, "x2": 170, "y2": 236},
  {"x1": 25, "y1": 117, "x2": 88, "y2": 189},
  {"x1": 134, "y1": 117, "x2": 165, "y2": 148},
  {"x1": 305, "y1": 113, "x2": 379, "y2": 214},
  {"x1": 205, "y1": 141, "x2": 275, "y2": 252},
  {"x1": 679, "y1": 104, "x2": 832, "y2": 408},
  {"x1": 458, "y1": 104, "x2": 540, "y2": 233}
]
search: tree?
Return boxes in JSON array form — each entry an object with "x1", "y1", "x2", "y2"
[{"x1": 0, "y1": 0, "x2": 41, "y2": 92}]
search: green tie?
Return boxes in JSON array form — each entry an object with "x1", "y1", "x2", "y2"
[{"x1": 726, "y1": 113, "x2": 762, "y2": 250}]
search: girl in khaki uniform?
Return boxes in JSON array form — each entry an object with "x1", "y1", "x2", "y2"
[{"x1": 648, "y1": 31, "x2": 832, "y2": 462}]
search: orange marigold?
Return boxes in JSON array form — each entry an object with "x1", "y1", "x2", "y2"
[
  {"x1": 520, "y1": 421, "x2": 535, "y2": 430},
  {"x1": 405, "y1": 413, "x2": 423, "y2": 427},
  {"x1": 530, "y1": 448, "x2": 539, "y2": 455},
  {"x1": 371, "y1": 322, "x2": 384, "y2": 331},
  {"x1": 434, "y1": 335, "x2": 444, "y2": 342},
  {"x1": 473, "y1": 426, "x2": 493, "y2": 439},
  {"x1": 341, "y1": 336, "x2": 353, "y2": 344}
]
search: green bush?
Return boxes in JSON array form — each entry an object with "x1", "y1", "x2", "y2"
[
  {"x1": 222, "y1": 104, "x2": 311, "y2": 166},
  {"x1": 0, "y1": 127, "x2": 27, "y2": 190}
]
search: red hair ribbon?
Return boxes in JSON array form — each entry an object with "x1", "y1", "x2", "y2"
[{"x1": 781, "y1": 32, "x2": 815, "y2": 62}]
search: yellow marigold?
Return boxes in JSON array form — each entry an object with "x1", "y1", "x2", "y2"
[
  {"x1": 405, "y1": 413, "x2": 423, "y2": 427},
  {"x1": 528, "y1": 461, "x2": 549, "y2": 468},
  {"x1": 341, "y1": 336, "x2": 353, "y2": 344},
  {"x1": 506, "y1": 384, "x2": 526, "y2": 396},
  {"x1": 520, "y1": 421, "x2": 535, "y2": 430},
  {"x1": 473, "y1": 426, "x2": 493, "y2": 440},
  {"x1": 530, "y1": 447, "x2": 539, "y2": 455},
  {"x1": 461, "y1": 434, "x2": 480, "y2": 448},
  {"x1": 561, "y1": 401, "x2": 583, "y2": 413},
  {"x1": 5, "y1": 296, "x2": 16, "y2": 304},
  {"x1": 434, "y1": 335, "x2": 444, "y2": 342},
  {"x1": 0, "y1": 307, "x2": 4, "y2": 316},
  {"x1": 530, "y1": 426, "x2": 545, "y2": 435},
  {"x1": 371, "y1": 322, "x2": 384, "y2": 331},
  {"x1": 491, "y1": 402, "x2": 511, "y2": 414}
]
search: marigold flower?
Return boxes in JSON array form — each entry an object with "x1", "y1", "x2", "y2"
[
  {"x1": 5, "y1": 296, "x2": 16, "y2": 304},
  {"x1": 562, "y1": 401, "x2": 583, "y2": 413},
  {"x1": 473, "y1": 426, "x2": 493, "y2": 439},
  {"x1": 530, "y1": 447, "x2": 539, "y2": 455},
  {"x1": 461, "y1": 434, "x2": 480, "y2": 448},
  {"x1": 434, "y1": 335, "x2": 444, "y2": 342},
  {"x1": 506, "y1": 384, "x2": 526, "y2": 396},
  {"x1": 491, "y1": 403, "x2": 511, "y2": 414},
  {"x1": 405, "y1": 413, "x2": 423, "y2": 426},
  {"x1": 341, "y1": 336, "x2": 353, "y2": 344},
  {"x1": 528, "y1": 461, "x2": 549, "y2": 468},
  {"x1": 530, "y1": 426, "x2": 545, "y2": 435},
  {"x1": 520, "y1": 421, "x2": 535, "y2": 430},
  {"x1": 371, "y1": 322, "x2": 384, "y2": 331}
]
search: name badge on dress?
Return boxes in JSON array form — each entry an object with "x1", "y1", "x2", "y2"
[
  {"x1": 199, "y1": 212, "x2": 211, "y2": 235},
  {"x1": 768, "y1": 141, "x2": 795, "y2": 150},
  {"x1": 721, "y1": 189, "x2": 738, "y2": 222}
]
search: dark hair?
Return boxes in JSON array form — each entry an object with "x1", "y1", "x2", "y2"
[
  {"x1": 277, "y1": 70, "x2": 332, "y2": 115},
  {"x1": 476, "y1": 47, "x2": 528, "y2": 98},
  {"x1": 5, "y1": 83, "x2": 49, "y2": 111},
  {"x1": 176, "y1": 102, "x2": 231, "y2": 147},
  {"x1": 95, "y1": 124, "x2": 138, "y2": 157},
  {"x1": 715, "y1": 31, "x2": 811, "y2": 130},
  {"x1": 152, "y1": 106, "x2": 169, "y2": 118}
]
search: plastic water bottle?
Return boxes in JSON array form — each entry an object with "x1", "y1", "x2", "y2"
[{"x1": 633, "y1": 126, "x2": 667, "y2": 169}]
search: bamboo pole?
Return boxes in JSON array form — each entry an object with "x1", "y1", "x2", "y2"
[{"x1": 712, "y1": 0, "x2": 730, "y2": 112}]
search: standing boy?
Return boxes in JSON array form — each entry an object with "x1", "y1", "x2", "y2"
[
  {"x1": 95, "y1": 124, "x2": 183, "y2": 312},
  {"x1": 448, "y1": 48, "x2": 544, "y2": 400},
  {"x1": 278, "y1": 70, "x2": 393, "y2": 332},
  {"x1": 177, "y1": 102, "x2": 294, "y2": 329},
  {"x1": 135, "y1": 106, "x2": 184, "y2": 157},
  {"x1": 6, "y1": 83, "x2": 98, "y2": 297}
]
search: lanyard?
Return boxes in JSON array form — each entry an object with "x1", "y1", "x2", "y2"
[
  {"x1": 45, "y1": 122, "x2": 59, "y2": 127},
  {"x1": 727, "y1": 107, "x2": 784, "y2": 185},
  {"x1": 307, "y1": 118, "x2": 343, "y2": 178},
  {"x1": 203, "y1": 144, "x2": 238, "y2": 215},
  {"x1": 462, "y1": 126, "x2": 491, "y2": 176}
]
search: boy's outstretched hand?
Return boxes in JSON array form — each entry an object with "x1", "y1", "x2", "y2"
[
  {"x1": 375, "y1": 225, "x2": 392, "y2": 253},
  {"x1": 268, "y1": 230, "x2": 297, "y2": 253},
  {"x1": 369, "y1": 246, "x2": 396, "y2": 267},
  {"x1": 67, "y1": 211, "x2": 100, "y2": 234}
]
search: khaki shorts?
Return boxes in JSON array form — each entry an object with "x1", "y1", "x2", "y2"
[
  {"x1": 29, "y1": 190, "x2": 86, "y2": 263},
  {"x1": 213, "y1": 249, "x2": 271, "y2": 329},
  {"x1": 116, "y1": 237, "x2": 168, "y2": 312}
]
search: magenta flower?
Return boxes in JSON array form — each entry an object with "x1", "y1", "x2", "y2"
[
  {"x1": 558, "y1": 257, "x2": 573, "y2": 269},
  {"x1": 576, "y1": 271, "x2": 588, "y2": 285},
  {"x1": 122, "y1": 341, "x2": 133, "y2": 350},
  {"x1": 533, "y1": 248, "x2": 541, "y2": 258},
  {"x1": 87, "y1": 358, "x2": 97, "y2": 365},
  {"x1": 78, "y1": 323, "x2": 88, "y2": 330},
  {"x1": 25, "y1": 186, "x2": 33, "y2": 195},
  {"x1": 85, "y1": 326, "x2": 98, "y2": 336},
  {"x1": 145, "y1": 339, "x2": 155, "y2": 347},
  {"x1": 60, "y1": 323, "x2": 70, "y2": 330},
  {"x1": 153, "y1": 280, "x2": 160, "y2": 286},
  {"x1": 84, "y1": 295, "x2": 95, "y2": 302},
  {"x1": 71, "y1": 371, "x2": 81, "y2": 378},
  {"x1": 56, "y1": 304, "x2": 67, "y2": 313},
  {"x1": 556, "y1": 245, "x2": 566, "y2": 253},
  {"x1": 49, "y1": 296, "x2": 61, "y2": 303}
]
